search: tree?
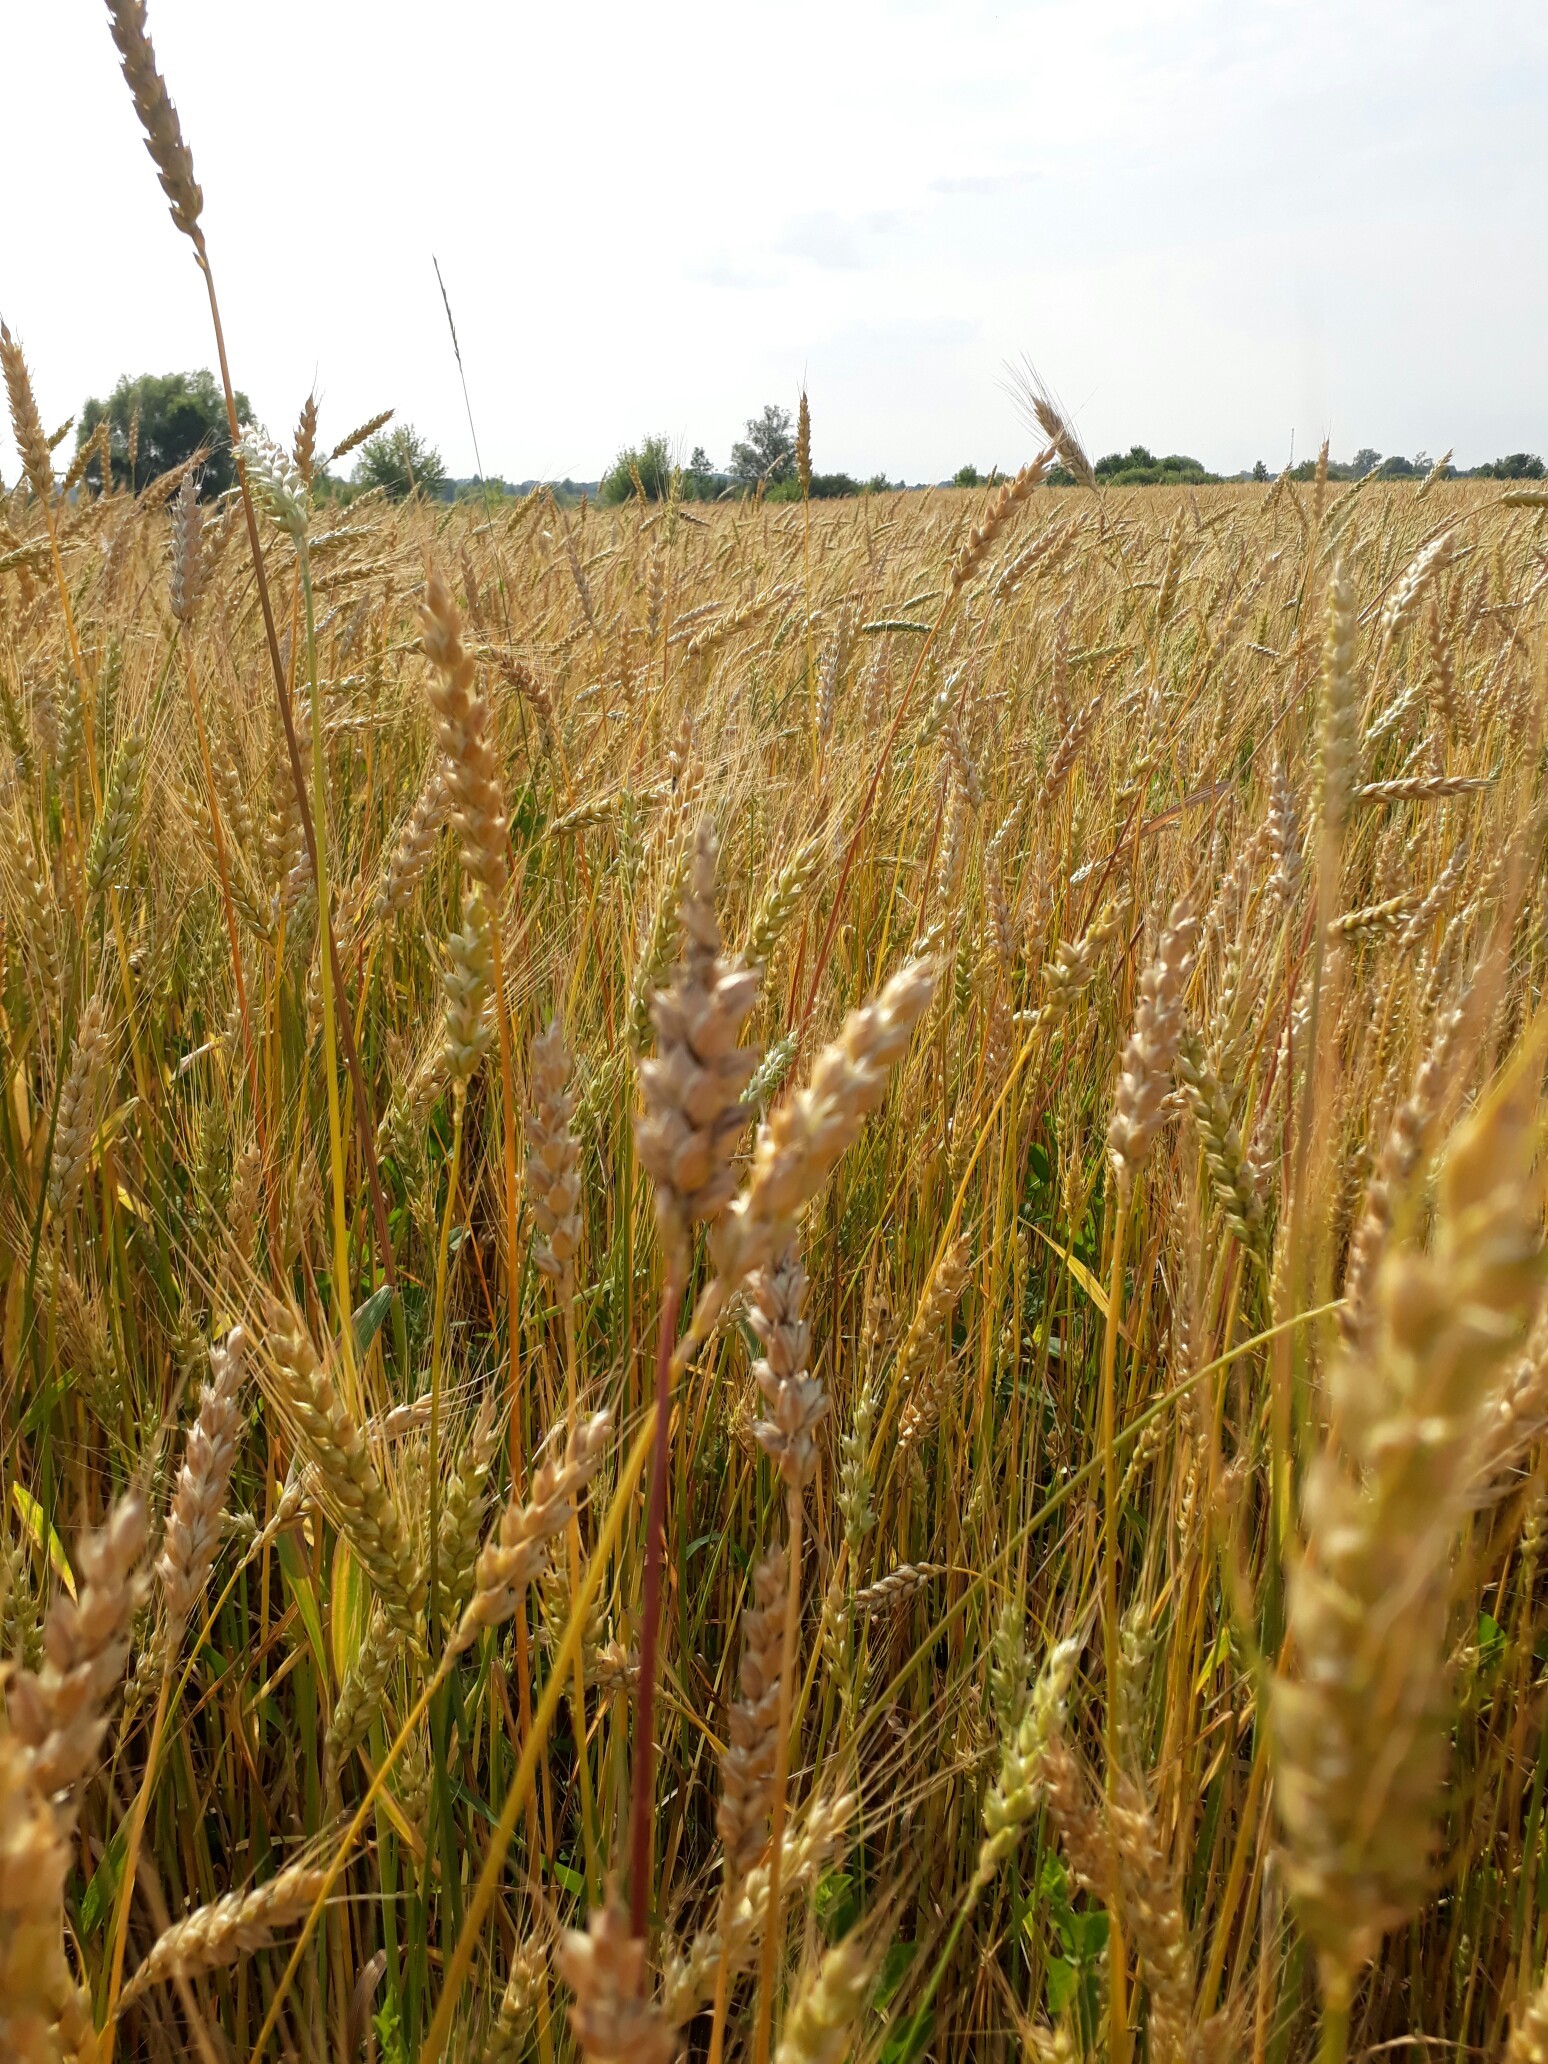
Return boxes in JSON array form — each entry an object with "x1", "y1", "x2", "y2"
[
  {"x1": 1478, "y1": 452, "x2": 1545, "y2": 479},
  {"x1": 679, "y1": 447, "x2": 732, "y2": 502},
  {"x1": 1092, "y1": 446, "x2": 1218, "y2": 486},
  {"x1": 954, "y1": 464, "x2": 982, "y2": 488},
  {"x1": 1096, "y1": 445, "x2": 1157, "y2": 477},
  {"x1": 729, "y1": 404, "x2": 795, "y2": 490},
  {"x1": 683, "y1": 446, "x2": 717, "y2": 500},
  {"x1": 1252, "y1": 460, "x2": 1269, "y2": 482},
  {"x1": 599, "y1": 435, "x2": 673, "y2": 504},
  {"x1": 78, "y1": 369, "x2": 250, "y2": 495},
  {"x1": 768, "y1": 471, "x2": 859, "y2": 502},
  {"x1": 353, "y1": 424, "x2": 448, "y2": 501},
  {"x1": 1351, "y1": 448, "x2": 1381, "y2": 478}
]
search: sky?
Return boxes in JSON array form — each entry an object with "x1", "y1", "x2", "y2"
[{"x1": 3, "y1": 0, "x2": 1546, "y2": 486}]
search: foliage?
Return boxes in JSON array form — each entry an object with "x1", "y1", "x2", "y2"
[
  {"x1": 683, "y1": 445, "x2": 722, "y2": 500},
  {"x1": 599, "y1": 433, "x2": 674, "y2": 504},
  {"x1": 1093, "y1": 445, "x2": 1219, "y2": 485},
  {"x1": 729, "y1": 402, "x2": 796, "y2": 488},
  {"x1": 77, "y1": 369, "x2": 251, "y2": 495},
  {"x1": 353, "y1": 423, "x2": 449, "y2": 501},
  {"x1": 1475, "y1": 452, "x2": 1546, "y2": 478},
  {"x1": 766, "y1": 470, "x2": 861, "y2": 501}
]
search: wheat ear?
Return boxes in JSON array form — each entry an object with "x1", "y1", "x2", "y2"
[{"x1": 120, "y1": 1860, "x2": 329, "y2": 2006}]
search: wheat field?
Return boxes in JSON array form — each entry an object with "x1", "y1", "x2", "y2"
[{"x1": 6, "y1": 13, "x2": 1548, "y2": 2064}]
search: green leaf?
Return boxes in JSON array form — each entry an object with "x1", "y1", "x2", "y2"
[
  {"x1": 374, "y1": 1994, "x2": 410, "y2": 2064},
  {"x1": 78, "y1": 1827, "x2": 126, "y2": 1942},
  {"x1": 551, "y1": 1860, "x2": 585, "y2": 1898},
  {"x1": 276, "y1": 1529, "x2": 329, "y2": 1683},
  {"x1": 1475, "y1": 1611, "x2": 1506, "y2": 1673},
  {"x1": 351, "y1": 1284, "x2": 396, "y2": 1359},
  {"x1": 11, "y1": 1482, "x2": 75, "y2": 1597},
  {"x1": 814, "y1": 1870, "x2": 858, "y2": 1940},
  {"x1": 873, "y1": 1939, "x2": 918, "y2": 2010},
  {"x1": 1046, "y1": 1955, "x2": 1078, "y2": 2014},
  {"x1": 881, "y1": 2007, "x2": 933, "y2": 2063},
  {"x1": 1066, "y1": 1908, "x2": 1110, "y2": 1961},
  {"x1": 1039, "y1": 1850, "x2": 1075, "y2": 1935}
]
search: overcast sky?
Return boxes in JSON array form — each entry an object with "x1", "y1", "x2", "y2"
[{"x1": 3, "y1": 1, "x2": 1545, "y2": 486}]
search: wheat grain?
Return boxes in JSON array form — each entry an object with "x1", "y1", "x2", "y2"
[
  {"x1": 749, "y1": 1236, "x2": 828, "y2": 1489},
  {"x1": 420, "y1": 566, "x2": 509, "y2": 892},
  {"x1": 1108, "y1": 898, "x2": 1201, "y2": 1192},
  {"x1": 556, "y1": 1901, "x2": 677, "y2": 2064},
  {"x1": 716, "y1": 1545, "x2": 788, "y2": 1882},
  {"x1": 260, "y1": 1300, "x2": 426, "y2": 1639},
  {"x1": 774, "y1": 1932, "x2": 874, "y2": 2064},
  {"x1": 6, "y1": 1488, "x2": 148, "y2": 1810},
  {"x1": 157, "y1": 1325, "x2": 246, "y2": 1640},
  {"x1": 634, "y1": 822, "x2": 761, "y2": 1258},
  {"x1": 454, "y1": 1411, "x2": 612, "y2": 1649},
  {"x1": 1273, "y1": 1046, "x2": 1545, "y2": 2000},
  {"x1": 525, "y1": 1016, "x2": 582, "y2": 1282},
  {"x1": 121, "y1": 1860, "x2": 328, "y2": 2005}
]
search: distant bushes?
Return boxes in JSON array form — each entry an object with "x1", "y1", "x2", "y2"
[
  {"x1": 354, "y1": 424, "x2": 448, "y2": 501},
  {"x1": 1095, "y1": 446, "x2": 1218, "y2": 485},
  {"x1": 766, "y1": 472, "x2": 861, "y2": 501},
  {"x1": 1049, "y1": 446, "x2": 1217, "y2": 486},
  {"x1": 599, "y1": 435, "x2": 675, "y2": 504},
  {"x1": 78, "y1": 370, "x2": 250, "y2": 495}
]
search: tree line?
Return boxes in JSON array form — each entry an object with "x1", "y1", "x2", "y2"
[{"x1": 45, "y1": 371, "x2": 1544, "y2": 506}]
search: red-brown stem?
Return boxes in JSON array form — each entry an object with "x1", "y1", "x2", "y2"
[{"x1": 630, "y1": 1260, "x2": 684, "y2": 1936}]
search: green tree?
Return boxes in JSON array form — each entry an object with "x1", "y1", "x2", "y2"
[
  {"x1": 1095, "y1": 445, "x2": 1157, "y2": 478},
  {"x1": 768, "y1": 470, "x2": 860, "y2": 502},
  {"x1": 1251, "y1": 459, "x2": 1269, "y2": 481},
  {"x1": 954, "y1": 464, "x2": 982, "y2": 488},
  {"x1": 683, "y1": 445, "x2": 720, "y2": 500},
  {"x1": 1477, "y1": 452, "x2": 1545, "y2": 479},
  {"x1": 353, "y1": 424, "x2": 448, "y2": 501},
  {"x1": 78, "y1": 370, "x2": 250, "y2": 495},
  {"x1": 1092, "y1": 446, "x2": 1218, "y2": 486},
  {"x1": 599, "y1": 434, "x2": 673, "y2": 504},
  {"x1": 1351, "y1": 447, "x2": 1381, "y2": 478},
  {"x1": 729, "y1": 404, "x2": 795, "y2": 489}
]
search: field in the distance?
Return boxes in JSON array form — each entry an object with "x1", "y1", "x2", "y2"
[{"x1": 4, "y1": 442, "x2": 1548, "y2": 2064}]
